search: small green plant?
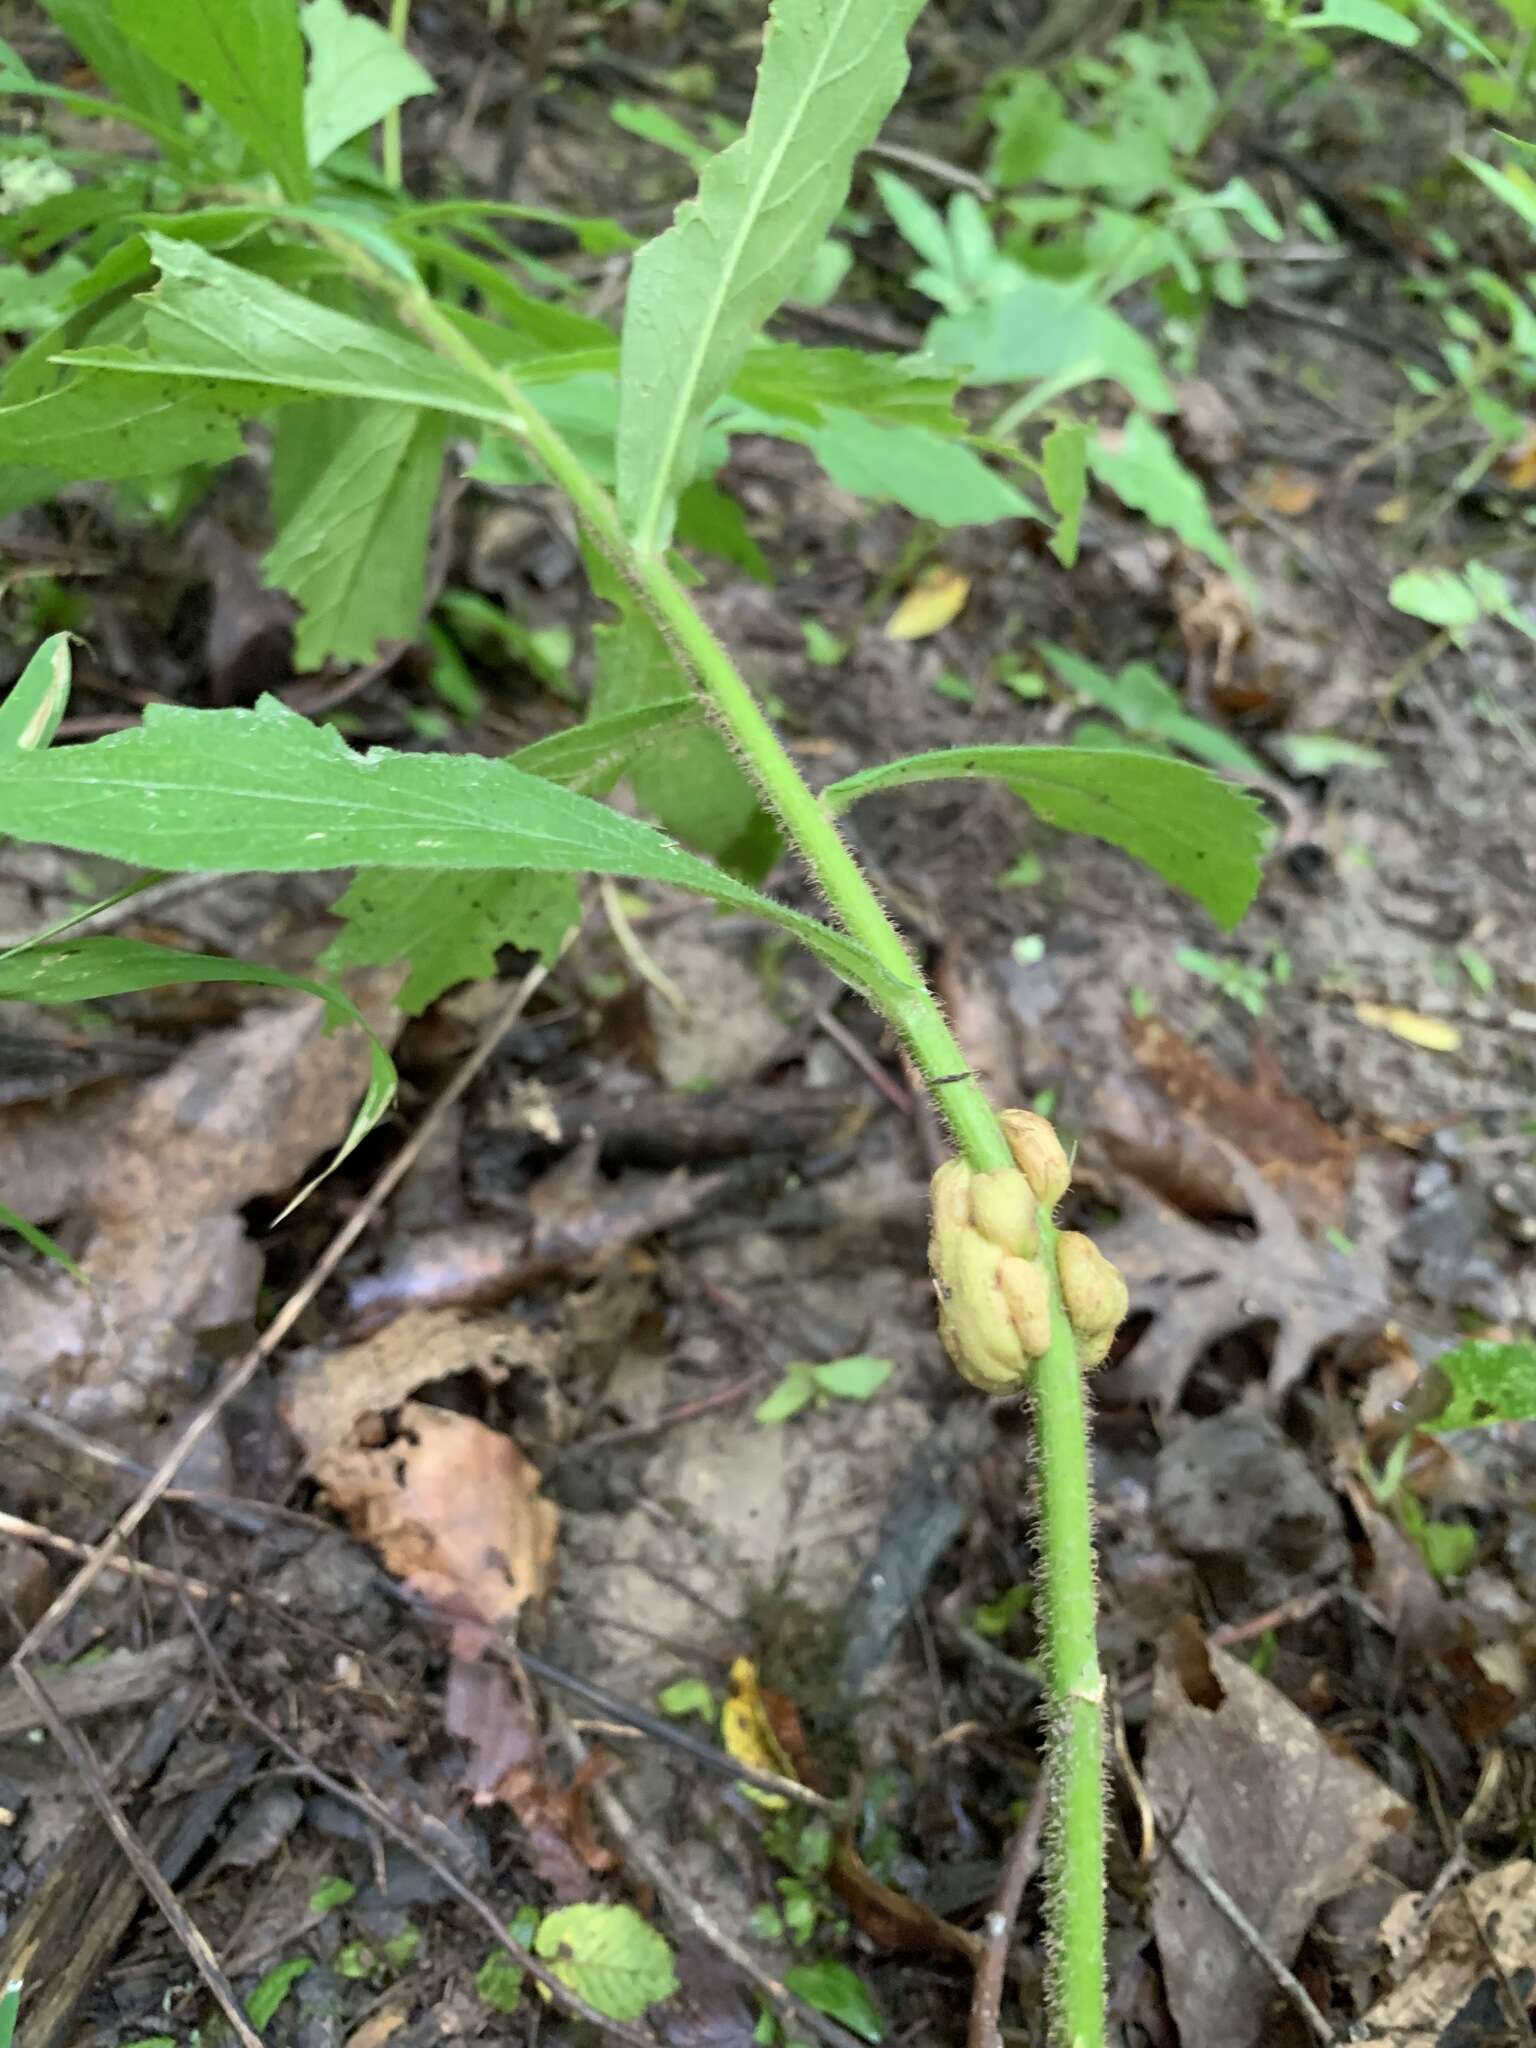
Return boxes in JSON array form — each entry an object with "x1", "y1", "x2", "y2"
[
  {"x1": 755, "y1": 1354, "x2": 894, "y2": 1425},
  {"x1": 1175, "y1": 944, "x2": 1285, "y2": 1017},
  {"x1": 0, "y1": 6, "x2": 1277, "y2": 2040}
]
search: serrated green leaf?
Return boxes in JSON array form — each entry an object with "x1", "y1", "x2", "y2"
[
  {"x1": 535, "y1": 1903, "x2": 677, "y2": 2021},
  {"x1": 111, "y1": 0, "x2": 311, "y2": 199},
  {"x1": 784, "y1": 1960, "x2": 882, "y2": 2042},
  {"x1": 0, "y1": 368, "x2": 285, "y2": 483},
  {"x1": 0, "y1": 696, "x2": 900, "y2": 1001},
  {"x1": 0, "y1": 634, "x2": 71, "y2": 755},
  {"x1": 587, "y1": 549, "x2": 762, "y2": 860},
  {"x1": 1088, "y1": 414, "x2": 1236, "y2": 575},
  {"x1": 63, "y1": 235, "x2": 506, "y2": 420},
  {"x1": 324, "y1": 869, "x2": 579, "y2": 1014},
  {"x1": 0, "y1": 936, "x2": 396, "y2": 1210},
  {"x1": 1423, "y1": 1337, "x2": 1536, "y2": 1431},
  {"x1": 801, "y1": 411, "x2": 1035, "y2": 526},
  {"x1": 0, "y1": 1200, "x2": 85, "y2": 1278},
  {"x1": 264, "y1": 402, "x2": 447, "y2": 668},
  {"x1": 302, "y1": 0, "x2": 434, "y2": 166},
  {"x1": 1042, "y1": 420, "x2": 1087, "y2": 566},
  {"x1": 617, "y1": 0, "x2": 925, "y2": 551},
  {"x1": 823, "y1": 745, "x2": 1265, "y2": 926},
  {"x1": 38, "y1": 0, "x2": 182, "y2": 132}
]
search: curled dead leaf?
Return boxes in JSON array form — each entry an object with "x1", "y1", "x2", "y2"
[
  {"x1": 316, "y1": 1401, "x2": 557, "y2": 1654},
  {"x1": 280, "y1": 1307, "x2": 559, "y2": 1469}
]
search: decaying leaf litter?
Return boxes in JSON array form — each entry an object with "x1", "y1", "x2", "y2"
[{"x1": 2, "y1": 7, "x2": 1535, "y2": 2048}]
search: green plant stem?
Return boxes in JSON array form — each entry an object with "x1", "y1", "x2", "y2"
[
  {"x1": 382, "y1": 0, "x2": 413, "y2": 189},
  {"x1": 326, "y1": 232, "x2": 1105, "y2": 2046}
]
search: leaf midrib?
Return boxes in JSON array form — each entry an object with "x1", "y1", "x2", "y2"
[{"x1": 629, "y1": 0, "x2": 863, "y2": 553}]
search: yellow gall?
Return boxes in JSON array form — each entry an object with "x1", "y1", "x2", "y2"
[
  {"x1": 969, "y1": 1168, "x2": 1039, "y2": 1257},
  {"x1": 998, "y1": 1109, "x2": 1072, "y2": 1207},
  {"x1": 1055, "y1": 1230, "x2": 1129, "y2": 1368},
  {"x1": 998, "y1": 1255, "x2": 1052, "y2": 1358}
]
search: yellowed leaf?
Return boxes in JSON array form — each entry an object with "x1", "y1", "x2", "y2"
[
  {"x1": 316, "y1": 1402, "x2": 558, "y2": 1650},
  {"x1": 885, "y1": 565, "x2": 969, "y2": 640},
  {"x1": 1374, "y1": 494, "x2": 1411, "y2": 525},
  {"x1": 720, "y1": 1656, "x2": 794, "y2": 1808},
  {"x1": 1354, "y1": 1003, "x2": 1461, "y2": 1053},
  {"x1": 1500, "y1": 427, "x2": 1536, "y2": 490},
  {"x1": 1255, "y1": 467, "x2": 1320, "y2": 517}
]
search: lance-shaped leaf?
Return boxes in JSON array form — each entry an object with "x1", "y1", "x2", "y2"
[
  {"x1": 110, "y1": 0, "x2": 311, "y2": 200},
  {"x1": 0, "y1": 696, "x2": 905, "y2": 1002},
  {"x1": 0, "y1": 633, "x2": 71, "y2": 755},
  {"x1": 616, "y1": 0, "x2": 925, "y2": 552},
  {"x1": 302, "y1": 0, "x2": 435, "y2": 167},
  {"x1": 822, "y1": 745, "x2": 1266, "y2": 927}
]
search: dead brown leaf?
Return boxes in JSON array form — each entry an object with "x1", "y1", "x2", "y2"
[
  {"x1": 0, "y1": 977, "x2": 399, "y2": 1426},
  {"x1": 443, "y1": 1657, "x2": 611, "y2": 1899},
  {"x1": 1145, "y1": 1641, "x2": 1408, "y2": 2048},
  {"x1": 1365, "y1": 1860, "x2": 1536, "y2": 2043},
  {"x1": 1254, "y1": 466, "x2": 1322, "y2": 517},
  {"x1": 280, "y1": 1307, "x2": 560, "y2": 1469},
  {"x1": 830, "y1": 1843, "x2": 983, "y2": 1964},
  {"x1": 316, "y1": 1401, "x2": 557, "y2": 1653},
  {"x1": 1121, "y1": 1018, "x2": 1356, "y2": 1231},
  {"x1": 1093, "y1": 1140, "x2": 1392, "y2": 1413}
]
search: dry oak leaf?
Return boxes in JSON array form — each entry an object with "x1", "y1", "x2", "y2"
[
  {"x1": 1145, "y1": 1641, "x2": 1409, "y2": 2048},
  {"x1": 281, "y1": 1307, "x2": 560, "y2": 1469},
  {"x1": 1366, "y1": 1859, "x2": 1536, "y2": 2043},
  {"x1": 316, "y1": 1402, "x2": 557, "y2": 1651},
  {"x1": 1094, "y1": 1138, "x2": 1392, "y2": 1413}
]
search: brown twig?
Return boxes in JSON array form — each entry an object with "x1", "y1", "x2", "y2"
[
  {"x1": 4, "y1": 1654, "x2": 263, "y2": 2048},
  {"x1": 1118, "y1": 1586, "x2": 1338, "y2": 1701},
  {"x1": 967, "y1": 1774, "x2": 1049, "y2": 2048},
  {"x1": 814, "y1": 1002, "x2": 914, "y2": 1117},
  {"x1": 6, "y1": 958, "x2": 552, "y2": 1676},
  {"x1": 1157, "y1": 1824, "x2": 1337, "y2": 2047},
  {"x1": 551, "y1": 1709, "x2": 869, "y2": 2048},
  {"x1": 562, "y1": 1367, "x2": 772, "y2": 1456}
]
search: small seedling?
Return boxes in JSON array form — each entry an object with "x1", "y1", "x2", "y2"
[{"x1": 755, "y1": 1356, "x2": 894, "y2": 1425}]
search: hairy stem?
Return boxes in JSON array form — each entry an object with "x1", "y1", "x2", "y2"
[{"x1": 328, "y1": 233, "x2": 1105, "y2": 2046}]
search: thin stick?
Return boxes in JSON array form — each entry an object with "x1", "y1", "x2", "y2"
[
  {"x1": 6, "y1": 960, "x2": 550, "y2": 1675},
  {"x1": 3, "y1": 1658, "x2": 262, "y2": 2048},
  {"x1": 967, "y1": 1776, "x2": 1049, "y2": 2048},
  {"x1": 1158, "y1": 1828, "x2": 1336, "y2": 2047}
]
